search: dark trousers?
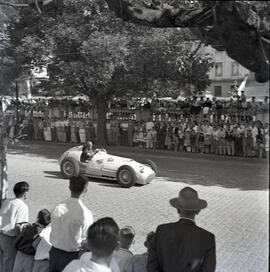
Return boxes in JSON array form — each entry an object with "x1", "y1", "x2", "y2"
[{"x1": 49, "y1": 246, "x2": 79, "y2": 272}]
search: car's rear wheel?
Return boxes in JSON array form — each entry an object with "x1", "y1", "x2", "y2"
[
  {"x1": 117, "y1": 166, "x2": 136, "y2": 188},
  {"x1": 61, "y1": 158, "x2": 80, "y2": 178},
  {"x1": 139, "y1": 160, "x2": 158, "y2": 174}
]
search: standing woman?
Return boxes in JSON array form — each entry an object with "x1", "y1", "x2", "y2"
[
  {"x1": 70, "y1": 118, "x2": 77, "y2": 143},
  {"x1": 197, "y1": 125, "x2": 205, "y2": 153},
  {"x1": 165, "y1": 122, "x2": 173, "y2": 150},
  {"x1": 218, "y1": 125, "x2": 226, "y2": 155},
  {"x1": 132, "y1": 121, "x2": 139, "y2": 147},
  {"x1": 79, "y1": 119, "x2": 86, "y2": 143}
]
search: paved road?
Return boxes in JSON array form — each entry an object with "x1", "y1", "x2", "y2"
[{"x1": 6, "y1": 141, "x2": 269, "y2": 272}]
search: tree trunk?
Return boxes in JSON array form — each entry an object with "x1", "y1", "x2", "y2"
[
  {"x1": 0, "y1": 108, "x2": 8, "y2": 208},
  {"x1": 96, "y1": 95, "x2": 107, "y2": 145}
]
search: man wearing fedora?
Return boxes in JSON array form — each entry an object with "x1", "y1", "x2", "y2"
[{"x1": 147, "y1": 186, "x2": 216, "y2": 272}]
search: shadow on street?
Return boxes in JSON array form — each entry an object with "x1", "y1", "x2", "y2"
[{"x1": 8, "y1": 141, "x2": 269, "y2": 192}]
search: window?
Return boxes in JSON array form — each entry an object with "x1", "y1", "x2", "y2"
[
  {"x1": 214, "y1": 86, "x2": 222, "y2": 97},
  {"x1": 215, "y1": 62, "x2": 223, "y2": 77},
  {"x1": 231, "y1": 62, "x2": 239, "y2": 76}
]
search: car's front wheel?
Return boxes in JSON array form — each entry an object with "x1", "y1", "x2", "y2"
[
  {"x1": 139, "y1": 159, "x2": 158, "y2": 174},
  {"x1": 117, "y1": 166, "x2": 136, "y2": 188},
  {"x1": 61, "y1": 158, "x2": 80, "y2": 178}
]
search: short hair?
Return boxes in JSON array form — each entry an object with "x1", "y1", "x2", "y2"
[
  {"x1": 37, "y1": 209, "x2": 51, "y2": 227},
  {"x1": 13, "y1": 182, "x2": 29, "y2": 198},
  {"x1": 69, "y1": 176, "x2": 88, "y2": 194},
  {"x1": 144, "y1": 231, "x2": 155, "y2": 248},
  {"x1": 177, "y1": 208, "x2": 199, "y2": 217},
  {"x1": 119, "y1": 226, "x2": 135, "y2": 247},
  {"x1": 87, "y1": 217, "x2": 119, "y2": 258}
]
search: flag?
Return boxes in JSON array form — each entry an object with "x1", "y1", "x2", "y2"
[{"x1": 237, "y1": 75, "x2": 249, "y2": 96}]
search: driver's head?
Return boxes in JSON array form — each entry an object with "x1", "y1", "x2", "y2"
[
  {"x1": 83, "y1": 141, "x2": 92, "y2": 151},
  {"x1": 86, "y1": 141, "x2": 93, "y2": 150}
]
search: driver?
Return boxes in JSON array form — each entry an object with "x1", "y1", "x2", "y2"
[{"x1": 80, "y1": 141, "x2": 98, "y2": 163}]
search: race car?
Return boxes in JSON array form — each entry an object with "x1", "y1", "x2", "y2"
[{"x1": 59, "y1": 146, "x2": 157, "y2": 188}]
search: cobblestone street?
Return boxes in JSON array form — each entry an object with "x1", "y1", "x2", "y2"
[{"x1": 7, "y1": 142, "x2": 269, "y2": 272}]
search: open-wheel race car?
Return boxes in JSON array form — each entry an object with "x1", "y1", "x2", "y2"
[{"x1": 59, "y1": 146, "x2": 157, "y2": 188}]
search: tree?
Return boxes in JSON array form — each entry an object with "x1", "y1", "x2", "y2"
[
  {"x1": 5, "y1": 0, "x2": 211, "y2": 145},
  {"x1": 106, "y1": 0, "x2": 270, "y2": 83}
]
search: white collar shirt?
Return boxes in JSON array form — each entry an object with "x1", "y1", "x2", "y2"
[
  {"x1": 146, "y1": 121, "x2": 154, "y2": 131},
  {"x1": 34, "y1": 225, "x2": 52, "y2": 260},
  {"x1": 63, "y1": 252, "x2": 113, "y2": 272},
  {"x1": 206, "y1": 126, "x2": 213, "y2": 135},
  {"x1": 50, "y1": 197, "x2": 93, "y2": 252},
  {"x1": 0, "y1": 198, "x2": 29, "y2": 236}
]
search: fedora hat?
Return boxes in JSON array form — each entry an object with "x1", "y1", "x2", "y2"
[{"x1": 169, "y1": 187, "x2": 207, "y2": 211}]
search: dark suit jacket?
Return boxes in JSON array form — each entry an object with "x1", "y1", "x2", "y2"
[{"x1": 147, "y1": 219, "x2": 216, "y2": 272}]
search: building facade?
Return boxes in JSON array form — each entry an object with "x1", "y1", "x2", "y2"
[{"x1": 195, "y1": 43, "x2": 269, "y2": 99}]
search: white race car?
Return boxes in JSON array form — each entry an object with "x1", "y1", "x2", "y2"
[{"x1": 59, "y1": 146, "x2": 157, "y2": 188}]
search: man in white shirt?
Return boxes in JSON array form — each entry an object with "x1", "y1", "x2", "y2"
[
  {"x1": 0, "y1": 181, "x2": 30, "y2": 272},
  {"x1": 49, "y1": 176, "x2": 93, "y2": 272},
  {"x1": 63, "y1": 217, "x2": 119, "y2": 272}
]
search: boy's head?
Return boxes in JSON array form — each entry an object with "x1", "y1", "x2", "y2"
[
  {"x1": 87, "y1": 217, "x2": 119, "y2": 259},
  {"x1": 13, "y1": 182, "x2": 29, "y2": 199},
  {"x1": 69, "y1": 176, "x2": 88, "y2": 196},
  {"x1": 37, "y1": 209, "x2": 51, "y2": 227},
  {"x1": 119, "y1": 226, "x2": 135, "y2": 249},
  {"x1": 144, "y1": 231, "x2": 155, "y2": 250}
]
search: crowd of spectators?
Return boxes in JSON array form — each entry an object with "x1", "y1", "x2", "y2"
[
  {"x1": 5, "y1": 94, "x2": 269, "y2": 159},
  {"x1": 0, "y1": 178, "x2": 216, "y2": 272}
]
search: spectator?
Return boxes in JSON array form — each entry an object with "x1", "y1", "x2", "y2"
[
  {"x1": 49, "y1": 176, "x2": 93, "y2": 272},
  {"x1": 111, "y1": 117, "x2": 120, "y2": 145},
  {"x1": 246, "y1": 128, "x2": 253, "y2": 157},
  {"x1": 121, "y1": 231, "x2": 155, "y2": 272},
  {"x1": 178, "y1": 126, "x2": 185, "y2": 152},
  {"x1": 197, "y1": 125, "x2": 205, "y2": 153},
  {"x1": 263, "y1": 123, "x2": 269, "y2": 158},
  {"x1": 147, "y1": 187, "x2": 216, "y2": 272},
  {"x1": 225, "y1": 126, "x2": 235, "y2": 156},
  {"x1": 218, "y1": 125, "x2": 226, "y2": 155},
  {"x1": 202, "y1": 121, "x2": 213, "y2": 154},
  {"x1": 70, "y1": 119, "x2": 77, "y2": 143},
  {"x1": 235, "y1": 124, "x2": 243, "y2": 156},
  {"x1": 114, "y1": 226, "x2": 135, "y2": 270},
  {"x1": 32, "y1": 223, "x2": 52, "y2": 272},
  {"x1": 212, "y1": 126, "x2": 219, "y2": 155},
  {"x1": 0, "y1": 182, "x2": 30, "y2": 272},
  {"x1": 127, "y1": 120, "x2": 134, "y2": 147},
  {"x1": 256, "y1": 125, "x2": 264, "y2": 158},
  {"x1": 63, "y1": 217, "x2": 119, "y2": 272},
  {"x1": 240, "y1": 91, "x2": 246, "y2": 102},
  {"x1": 149, "y1": 127, "x2": 157, "y2": 149},
  {"x1": 12, "y1": 209, "x2": 51, "y2": 272}
]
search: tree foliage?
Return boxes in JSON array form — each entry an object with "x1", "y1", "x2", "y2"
[
  {"x1": 106, "y1": 0, "x2": 270, "y2": 83},
  {"x1": 1, "y1": 0, "x2": 213, "y2": 143}
]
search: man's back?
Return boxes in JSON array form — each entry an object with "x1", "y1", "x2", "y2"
[
  {"x1": 147, "y1": 219, "x2": 216, "y2": 272},
  {"x1": 0, "y1": 198, "x2": 29, "y2": 236},
  {"x1": 50, "y1": 197, "x2": 93, "y2": 252}
]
